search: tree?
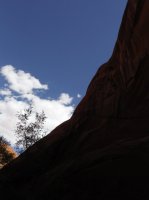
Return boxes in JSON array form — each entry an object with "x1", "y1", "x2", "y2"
[
  {"x1": 15, "y1": 106, "x2": 47, "y2": 151},
  {"x1": 0, "y1": 136, "x2": 14, "y2": 166}
]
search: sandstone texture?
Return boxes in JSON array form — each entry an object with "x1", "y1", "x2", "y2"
[{"x1": 0, "y1": 0, "x2": 149, "y2": 199}]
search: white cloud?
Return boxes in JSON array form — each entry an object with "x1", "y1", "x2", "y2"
[
  {"x1": 0, "y1": 96, "x2": 28, "y2": 144},
  {"x1": 0, "y1": 88, "x2": 12, "y2": 96},
  {"x1": 77, "y1": 93, "x2": 81, "y2": 98},
  {"x1": 0, "y1": 65, "x2": 74, "y2": 145},
  {"x1": 0, "y1": 65, "x2": 48, "y2": 94},
  {"x1": 58, "y1": 93, "x2": 73, "y2": 105}
]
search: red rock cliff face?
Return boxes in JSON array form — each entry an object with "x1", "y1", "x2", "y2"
[{"x1": 1, "y1": 0, "x2": 149, "y2": 199}]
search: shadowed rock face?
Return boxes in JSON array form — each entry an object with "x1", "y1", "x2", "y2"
[{"x1": 1, "y1": 0, "x2": 149, "y2": 199}]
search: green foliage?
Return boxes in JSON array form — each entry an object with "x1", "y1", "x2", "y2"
[
  {"x1": 0, "y1": 136, "x2": 14, "y2": 165},
  {"x1": 15, "y1": 106, "x2": 47, "y2": 151}
]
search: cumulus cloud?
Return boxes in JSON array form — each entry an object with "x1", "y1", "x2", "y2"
[
  {"x1": 0, "y1": 96, "x2": 28, "y2": 144},
  {"x1": 0, "y1": 65, "x2": 74, "y2": 145},
  {"x1": 77, "y1": 93, "x2": 81, "y2": 98},
  {"x1": 0, "y1": 65, "x2": 48, "y2": 94},
  {"x1": 0, "y1": 88, "x2": 12, "y2": 96},
  {"x1": 58, "y1": 93, "x2": 73, "y2": 105}
]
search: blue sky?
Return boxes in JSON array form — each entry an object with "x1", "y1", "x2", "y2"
[
  {"x1": 0, "y1": 0, "x2": 127, "y2": 99},
  {"x1": 0, "y1": 0, "x2": 127, "y2": 144}
]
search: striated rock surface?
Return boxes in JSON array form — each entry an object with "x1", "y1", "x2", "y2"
[{"x1": 1, "y1": 0, "x2": 149, "y2": 199}]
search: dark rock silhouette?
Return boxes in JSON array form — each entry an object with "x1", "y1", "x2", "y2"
[{"x1": 1, "y1": 0, "x2": 149, "y2": 199}]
